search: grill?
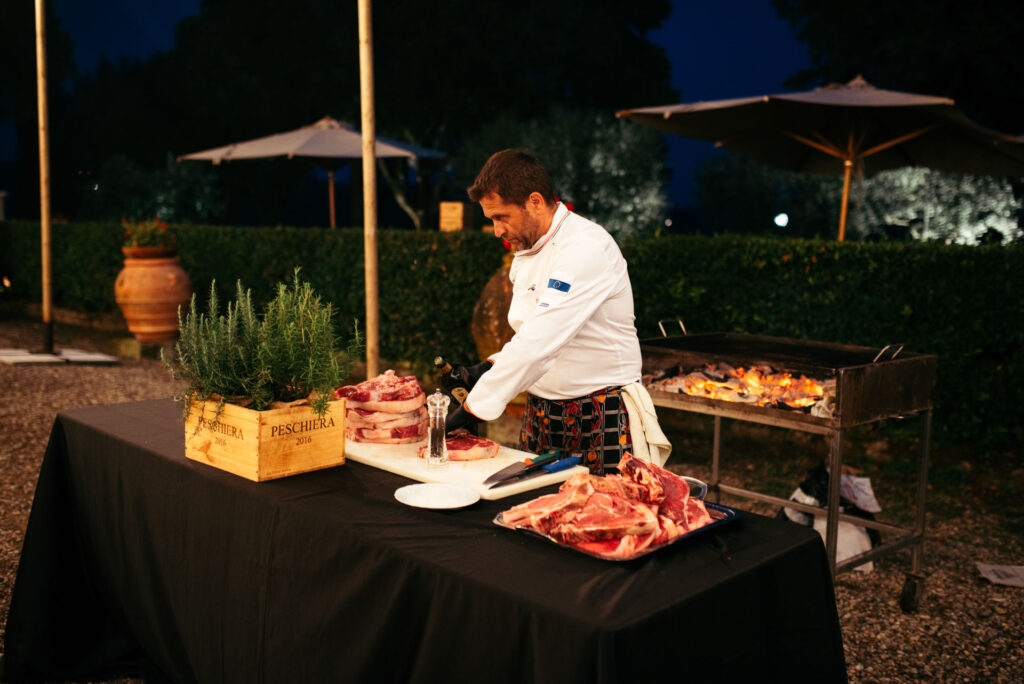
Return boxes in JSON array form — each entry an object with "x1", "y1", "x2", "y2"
[{"x1": 641, "y1": 328, "x2": 937, "y2": 608}]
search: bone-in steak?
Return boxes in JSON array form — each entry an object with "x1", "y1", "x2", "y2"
[
  {"x1": 334, "y1": 370, "x2": 426, "y2": 413},
  {"x1": 347, "y1": 406, "x2": 427, "y2": 430},
  {"x1": 346, "y1": 421, "x2": 427, "y2": 444},
  {"x1": 498, "y1": 452, "x2": 714, "y2": 559},
  {"x1": 336, "y1": 371, "x2": 428, "y2": 443},
  {"x1": 417, "y1": 430, "x2": 499, "y2": 461}
]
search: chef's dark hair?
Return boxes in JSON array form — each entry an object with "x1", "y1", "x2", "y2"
[{"x1": 467, "y1": 149, "x2": 555, "y2": 207}]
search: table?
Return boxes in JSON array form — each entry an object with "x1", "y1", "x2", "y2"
[{"x1": 3, "y1": 399, "x2": 847, "y2": 683}]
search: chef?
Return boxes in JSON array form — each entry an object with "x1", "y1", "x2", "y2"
[{"x1": 445, "y1": 149, "x2": 670, "y2": 473}]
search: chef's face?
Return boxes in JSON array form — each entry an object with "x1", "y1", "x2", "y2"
[{"x1": 479, "y1": 192, "x2": 548, "y2": 252}]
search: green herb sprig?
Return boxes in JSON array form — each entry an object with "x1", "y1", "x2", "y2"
[{"x1": 164, "y1": 269, "x2": 362, "y2": 421}]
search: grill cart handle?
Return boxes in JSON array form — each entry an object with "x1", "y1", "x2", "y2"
[
  {"x1": 657, "y1": 318, "x2": 687, "y2": 338},
  {"x1": 872, "y1": 343, "x2": 905, "y2": 363}
]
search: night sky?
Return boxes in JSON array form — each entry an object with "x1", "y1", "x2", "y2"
[{"x1": 12, "y1": 0, "x2": 810, "y2": 208}]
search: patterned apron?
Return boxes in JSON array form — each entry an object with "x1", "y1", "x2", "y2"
[{"x1": 518, "y1": 387, "x2": 632, "y2": 475}]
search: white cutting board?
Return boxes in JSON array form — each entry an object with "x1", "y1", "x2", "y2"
[{"x1": 344, "y1": 439, "x2": 587, "y2": 500}]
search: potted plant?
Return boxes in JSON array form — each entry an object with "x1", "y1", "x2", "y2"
[
  {"x1": 164, "y1": 270, "x2": 362, "y2": 481},
  {"x1": 122, "y1": 216, "x2": 176, "y2": 254},
  {"x1": 114, "y1": 217, "x2": 192, "y2": 342}
]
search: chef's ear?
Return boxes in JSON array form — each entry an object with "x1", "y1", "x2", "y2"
[{"x1": 526, "y1": 191, "x2": 546, "y2": 210}]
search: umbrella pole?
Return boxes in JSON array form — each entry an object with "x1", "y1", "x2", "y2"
[
  {"x1": 838, "y1": 159, "x2": 853, "y2": 242},
  {"x1": 328, "y1": 170, "x2": 336, "y2": 228},
  {"x1": 358, "y1": 0, "x2": 379, "y2": 378},
  {"x1": 34, "y1": 0, "x2": 53, "y2": 353}
]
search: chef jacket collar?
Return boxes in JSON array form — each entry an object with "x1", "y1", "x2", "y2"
[{"x1": 516, "y1": 202, "x2": 569, "y2": 257}]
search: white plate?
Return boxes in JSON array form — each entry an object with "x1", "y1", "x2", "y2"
[{"x1": 394, "y1": 483, "x2": 480, "y2": 510}]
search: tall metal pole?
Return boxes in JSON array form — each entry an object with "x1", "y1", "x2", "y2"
[
  {"x1": 358, "y1": 0, "x2": 379, "y2": 378},
  {"x1": 34, "y1": 0, "x2": 53, "y2": 352}
]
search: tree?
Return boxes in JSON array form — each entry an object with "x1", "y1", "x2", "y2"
[
  {"x1": 770, "y1": 0, "x2": 1024, "y2": 132},
  {"x1": 48, "y1": 0, "x2": 677, "y2": 227},
  {"x1": 455, "y1": 108, "x2": 669, "y2": 239},
  {"x1": 852, "y1": 168, "x2": 1020, "y2": 244},
  {"x1": 769, "y1": 0, "x2": 1024, "y2": 238},
  {"x1": 694, "y1": 153, "x2": 840, "y2": 238},
  {"x1": 696, "y1": 153, "x2": 1022, "y2": 243},
  {"x1": 77, "y1": 153, "x2": 225, "y2": 224}
]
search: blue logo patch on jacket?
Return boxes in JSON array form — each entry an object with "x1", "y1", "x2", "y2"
[{"x1": 547, "y1": 278, "x2": 571, "y2": 293}]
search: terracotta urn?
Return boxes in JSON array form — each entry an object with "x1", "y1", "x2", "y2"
[
  {"x1": 471, "y1": 252, "x2": 515, "y2": 360},
  {"x1": 114, "y1": 246, "x2": 192, "y2": 342},
  {"x1": 471, "y1": 252, "x2": 526, "y2": 415}
]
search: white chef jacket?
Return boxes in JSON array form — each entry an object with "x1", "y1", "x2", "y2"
[{"x1": 465, "y1": 203, "x2": 642, "y2": 421}]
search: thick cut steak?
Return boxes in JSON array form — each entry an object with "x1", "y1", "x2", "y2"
[
  {"x1": 418, "y1": 430, "x2": 499, "y2": 461},
  {"x1": 499, "y1": 482, "x2": 594, "y2": 530},
  {"x1": 498, "y1": 452, "x2": 714, "y2": 559},
  {"x1": 336, "y1": 371, "x2": 429, "y2": 443},
  {"x1": 618, "y1": 453, "x2": 703, "y2": 528},
  {"x1": 346, "y1": 421, "x2": 426, "y2": 444},
  {"x1": 548, "y1": 491, "x2": 659, "y2": 543},
  {"x1": 334, "y1": 370, "x2": 426, "y2": 413},
  {"x1": 347, "y1": 406, "x2": 427, "y2": 429}
]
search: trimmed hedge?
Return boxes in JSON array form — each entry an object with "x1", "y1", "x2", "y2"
[
  {"x1": 3, "y1": 220, "x2": 1022, "y2": 447},
  {"x1": 0, "y1": 220, "x2": 505, "y2": 363}
]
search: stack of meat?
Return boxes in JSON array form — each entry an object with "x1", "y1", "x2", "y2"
[
  {"x1": 334, "y1": 370, "x2": 428, "y2": 444},
  {"x1": 499, "y1": 453, "x2": 714, "y2": 560}
]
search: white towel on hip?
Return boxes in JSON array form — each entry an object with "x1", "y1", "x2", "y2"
[{"x1": 621, "y1": 382, "x2": 672, "y2": 467}]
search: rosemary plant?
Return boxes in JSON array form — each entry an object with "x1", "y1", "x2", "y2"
[
  {"x1": 164, "y1": 270, "x2": 361, "y2": 420},
  {"x1": 258, "y1": 273, "x2": 357, "y2": 416}
]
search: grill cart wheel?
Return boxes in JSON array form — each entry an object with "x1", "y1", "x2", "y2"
[{"x1": 899, "y1": 572, "x2": 925, "y2": 613}]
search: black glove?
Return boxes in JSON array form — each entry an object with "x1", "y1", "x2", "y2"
[
  {"x1": 456, "y1": 360, "x2": 493, "y2": 391},
  {"x1": 446, "y1": 404, "x2": 481, "y2": 435}
]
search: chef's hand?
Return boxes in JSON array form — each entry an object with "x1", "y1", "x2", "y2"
[
  {"x1": 456, "y1": 360, "x2": 493, "y2": 390},
  {"x1": 446, "y1": 404, "x2": 481, "y2": 435}
]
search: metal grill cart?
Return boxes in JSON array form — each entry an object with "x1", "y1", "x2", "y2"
[{"x1": 641, "y1": 326, "x2": 937, "y2": 610}]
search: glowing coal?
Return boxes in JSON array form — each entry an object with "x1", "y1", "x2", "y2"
[{"x1": 647, "y1": 362, "x2": 828, "y2": 410}]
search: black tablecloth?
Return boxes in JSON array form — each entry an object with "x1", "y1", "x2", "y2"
[{"x1": 3, "y1": 399, "x2": 847, "y2": 683}]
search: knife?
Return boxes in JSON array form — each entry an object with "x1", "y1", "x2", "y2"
[
  {"x1": 482, "y1": 449, "x2": 562, "y2": 485},
  {"x1": 488, "y1": 455, "x2": 582, "y2": 489}
]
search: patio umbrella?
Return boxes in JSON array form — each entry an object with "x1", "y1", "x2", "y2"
[
  {"x1": 179, "y1": 116, "x2": 441, "y2": 227},
  {"x1": 618, "y1": 76, "x2": 1024, "y2": 240}
]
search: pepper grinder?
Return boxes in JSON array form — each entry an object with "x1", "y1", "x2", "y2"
[{"x1": 425, "y1": 390, "x2": 450, "y2": 467}]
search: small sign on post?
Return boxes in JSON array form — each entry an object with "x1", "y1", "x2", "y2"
[{"x1": 439, "y1": 202, "x2": 471, "y2": 232}]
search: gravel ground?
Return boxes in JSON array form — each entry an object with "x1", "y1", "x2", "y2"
[{"x1": 1, "y1": 318, "x2": 1022, "y2": 683}]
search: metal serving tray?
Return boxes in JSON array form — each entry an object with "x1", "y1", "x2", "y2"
[{"x1": 493, "y1": 501, "x2": 738, "y2": 561}]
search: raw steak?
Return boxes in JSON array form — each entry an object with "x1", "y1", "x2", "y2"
[
  {"x1": 337, "y1": 371, "x2": 429, "y2": 443},
  {"x1": 334, "y1": 370, "x2": 426, "y2": 413},
  {"x1": 547, "y1": 491, "x2": 659, "y2": 544},
  {"x1": 573, "y1": 531, "x2": 659, "y2": 558},
  {"x1": 500, "y1": 483, "x2": 593, "y2": 530},
  {"x1": 559, "y1": 471, "x2": 648, "y2": 502},
  {"x1": 499, "y1": 452, "x2": 715, "y2": 559},
  {"x1": 617, "y1": 453, "x2": 691, "y2": 526},
  {"x1": 418, "y1": 430, "x2": 499, "y2": 461},
  {"x1": 503, "y1": 474, "x2": 658, "y2": 554},
  {"x1": 345, "y1": 421, "x2": 427, "y2": 444},
  {"x1": 346, "y1": 406, "x2": 427, "y2": 429},
  {"x1": 684, "y1": 497, "x2": 713, "y2": 529}
]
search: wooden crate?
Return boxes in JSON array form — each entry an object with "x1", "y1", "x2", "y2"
[{"x1": 184, "y1": 398, "x2": 346, "y2": 481}]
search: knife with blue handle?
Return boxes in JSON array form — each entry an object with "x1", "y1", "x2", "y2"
[
  {"x1": 487, "y1": 454, "x2": 582, "y2": 489},
  {"x1": 482, "y1": 448, "x2": 562, "y2": 485}
]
